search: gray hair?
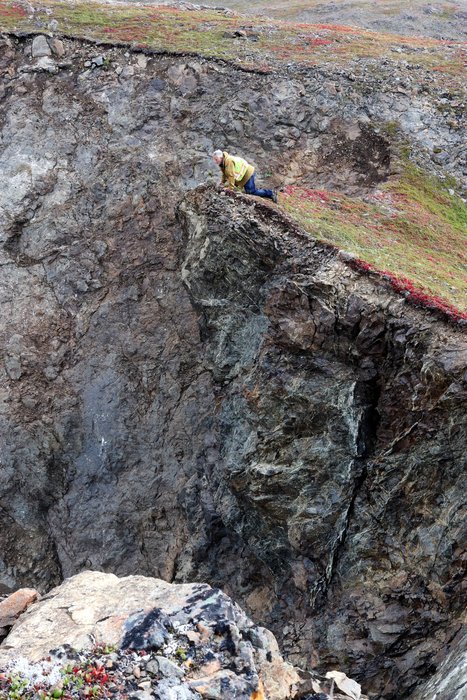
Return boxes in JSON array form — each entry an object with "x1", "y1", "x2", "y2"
[{"x1": 212, "y1": 149, "x2": 223, "y2": 158}]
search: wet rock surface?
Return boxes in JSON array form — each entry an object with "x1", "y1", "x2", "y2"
[{"x1": 0, "y1": 33, "x2": 465, "y2": 700}]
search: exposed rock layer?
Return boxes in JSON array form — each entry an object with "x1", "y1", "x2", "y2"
[{"x1": 0, "y1": 34, "x2": 466, "y2": 700}]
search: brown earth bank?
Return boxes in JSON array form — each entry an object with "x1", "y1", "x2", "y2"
[{"x1": 0, "y1": 33, "x2": 466, "y2": 699}]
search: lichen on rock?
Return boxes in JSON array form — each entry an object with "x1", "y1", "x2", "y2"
[{"x1": 0, "y1": 571, "x2": 300, "y2": 700}]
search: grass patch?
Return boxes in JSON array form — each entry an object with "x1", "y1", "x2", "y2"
[
  {"x1": 280, "y1": 166, "x2": 467, "y2": 320},
  {"x1": 0, "y1": 0, "x2": 27, "y2": 28}
]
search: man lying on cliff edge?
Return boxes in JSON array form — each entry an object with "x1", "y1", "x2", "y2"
[{"x1": 212, "y1": 149, "x2": 278, "y2": 203}]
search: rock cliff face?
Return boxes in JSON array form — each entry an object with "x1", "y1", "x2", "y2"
[
  {"x1": 179, "y1": 186, "x2": 466, "y2": 699},
  {"x1": 0, "y1": 33, "x2": 465, "y2": 699}
]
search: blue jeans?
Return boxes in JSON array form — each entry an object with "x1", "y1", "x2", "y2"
[{"x1": 244, "y1": 174, "x2": 273, "y2": 199}]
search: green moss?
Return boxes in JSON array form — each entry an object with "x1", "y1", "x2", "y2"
[
  {"x1": 383, "y1": 120, "x2": 400, "y2": 136},
  {"x1": 395, "y1": 165, "x2": 467, "y2": 231}
]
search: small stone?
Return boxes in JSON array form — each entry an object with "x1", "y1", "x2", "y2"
[
  {"x1": 192, "y1": 659, "x2": 221, "y2": 678},
  {"x1": 196, "y1": 622, "x2": 211, "y2": 642},
  {"x1": 49, "y1": 38, "x2": 65, "y2": 58},
  {"x1": 44, "y1": 366, "x2": 59, "y2": 380},
  {"x1": 4, "y1": 357, "x2": 22, "y2": 380},
  {"x1": 133, "y1": 665, "x2": 141, "y2": 678},
  {"x1": 154, "y1": 656, "x2": 185, "y2": 679},
  {"x1": 0, "y1": 589, "x2": 39, "y2": 628},
  {"x1": 120, "y1": 65, "x2": 134, "y2": 79},
  {"x1": 21, "y1": 396, "x2": 37, "y2": 409},
  {"x1": 31, "y1": 35, "x2": 51, "y2": 58},
  {"x1": 0, "y1": 34, "x2": 13, "y2": 49},
  {"x1": 432, "y1": 151, "x2": 449, "y2": 165},
  {"x1": 190, "y1": 669, "x2": 249, "y2": 698},
  {"x1": 324, "y1": 81, "x2": 338, "y2": 95},
  {"x1": 137, "y1": 679, "x2": 152, "y2": 690},
  {"x1": 36, "y1": 56, "x2": 58, "y2": 74},
  {"x1": 75, "y1": 279, "x2": 89, "y2": 292},
  {"x1": 145, "y1": 660, "x2": 159, "y2": 676},
  {"x1": 223, "y1": 29, "x2": 247, "y2": 38},
  {"x1": 93, "y1": 240, "x2": 107, "y2": 258},
  {"x1": 184, "y1": 630, "x2": 200, "y2": 644},
  {"x1": 91, "y1": 55, "x2": 105, "y2": 67},
  {"x1": 129, "y1": 692, "x2": 153, "y2": 700},
  {"x1": 338, "y1": 251, "x2": 356, "y2": 263}
]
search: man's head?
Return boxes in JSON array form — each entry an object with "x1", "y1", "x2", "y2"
[{"x1": 212, "y1": 149, "x2": 223, "y2": 166}]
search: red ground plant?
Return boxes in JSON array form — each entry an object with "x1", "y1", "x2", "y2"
[{"x1": 350, "y1": 258, "x2": 467, "y2": 322}]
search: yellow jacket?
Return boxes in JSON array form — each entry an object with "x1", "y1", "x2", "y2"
[{"x1": 220, "y1": 152, "x2": 255, "y2": 189}]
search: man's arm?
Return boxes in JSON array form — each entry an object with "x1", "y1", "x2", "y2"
[{"x1": 223, "y1": 158, "x2": 236, "y2": 188}]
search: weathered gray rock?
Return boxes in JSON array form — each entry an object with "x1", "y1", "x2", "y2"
[
  {"x1": 120, "y1": 64, "x2": 135, "y2": 78},
  {"x1": 28, "y1": 56, "x2": 58, "y2": 73},
  {"x1": 179, "y1": 185, "x2": 467, "y2": 699},
  {"x1": 31, "y1": 35, "x2": 51, "y2": 58},
  {"x1": 153, "y1": 656, "x2": 185, "y2": 678}
]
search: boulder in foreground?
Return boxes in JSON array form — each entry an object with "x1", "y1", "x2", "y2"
[{"x1": 0, "y1": 571, "x2": 300, "y2": 699}]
